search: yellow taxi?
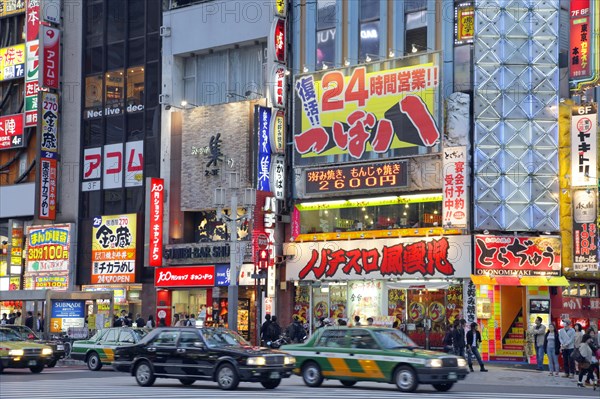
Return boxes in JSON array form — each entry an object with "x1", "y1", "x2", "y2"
[{"x1": 0, "y1": 327, "x2": 54, "y2": 373}]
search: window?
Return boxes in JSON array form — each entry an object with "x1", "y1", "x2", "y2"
[
  {"x1": 119, "y1": 330, "x2": 135, "y2": 343},
  {"x1": 178, "y1": 331, "x2": 201, "y2": 348},
  {"x1": 107, "y1": 0, "x2": 125, "y2": 43},
  {"x1": 83, "y1": 119, "x2": 103, "y2": 147},
  {"x1": 350, "y1": 329, "x2": 380, "y2": 350},
  {"x1": 126, "y1": 67, "x2": 145, "y2": 108},
  {"x1": 454, "y1": 45, "x2": 472, "y2": 92},
  {"x1": 359, "y1": 0, "x2": 380, "y2": 61},
  {"x1": 317, "y1": 0, "x2": 336, "y2": 70},
  {"x1": 86, "y1": 2, "x2": 104, "y2": 44},
  {"x1": 406, "y1": 10, "x2": 427, "y2": 54},
  {"x1": 85, "y1": 75, "x2": 104, "y2": 110},
  {"x1": 105, "y1": 70, "x2": 125, "y2": 111},
  {"x1": 153, "y1": 330, "x2": 179, "y2": 346},
  {"x1": 103, "y1": 329, "x2": 118, "y2": 342},
  {"x1": 128, "y1": 0, "x2": 145, "y2": 38},
  {"x1": 563, "y1": 283, "x2": 599, "y2": 297},
  {"x1": 316, "y1": 329, "x2": 348, "y2": 348}
]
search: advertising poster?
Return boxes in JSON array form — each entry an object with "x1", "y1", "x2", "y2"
[
  {"x1": 456, "y1": 5, "x2": 474, "y2": 42},
  {"x1": 294, "y1": 54, "x2": 440, "y2": 166},
  {"x1": 442, "y1": 146, "x2": 468, "y2": 228},
  {"x1": 41, "y1": 91, "x2": 59, "y2": 156},
  {"x1": 26, "y1": 224, "x2": 72, "y2": 273},
  {"x1": 0, "y1": 113, "x2": 25, "y2": 150},
  {"x1": 312, "y1": 289, "x2": 329, "y2": 328},
  {"x1": 569, "y1": 0, "x2": 591, "y2": 80},
  {"x1": 147, "y1": 178, "x2": 164, "y2": 267},
  {"x1": 91, "y1": 214, "x2": 137, "y2": 284},
  {"x1": 50, "y1": 300, "x2": 85, "y2": 333},
  {"x1": 329, "y1": 284, "x2": 347, "y2": 320},
  {"x1": 0, "y1": 0, "x2": 26, "y2": 18},
  {"x1": 256, "y1": 106, "x2": 272, "y2": 191},
  {"x1": 38, "y1": 157, "x2": 57, "y2": 220},
  {"x1": 348, "y1": 280, "x2": 382, "y2": 322},
  {"x1": 387, "y1": 288, "x2": 406, "y2": 322},
  {"x1": 474, "y1": 235, "x2": 562, "y2": 276},
  {"x1": 0, "y1": 44, "x2": 25, "y2": 82},
  {"x1": 572, "y1": 189, "x2": 598, "y2": 271},
  {"x1": 571, "y1": 104, "x2": 597, "y2": 186},
  {"x1": 292, "y1": 285, "x2": 310, "y2": 327}
]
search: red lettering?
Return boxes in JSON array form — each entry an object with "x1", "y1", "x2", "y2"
[
  {"x1": 342, "y1": 249, "x2": 362, "y2": 275},
  {"x1": 298, "y1": 249, "x2": 319, "y2": 280},
  {"x1": 381, "y1": 244, "x2": 404, "y2": 275},
  {"x1": 361, "y1": 248, "x2": 379, "y2": 273}
]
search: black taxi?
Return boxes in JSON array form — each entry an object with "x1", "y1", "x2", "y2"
[{"x1": 113, "y1": 327, "x2": 295, "y2": 390}]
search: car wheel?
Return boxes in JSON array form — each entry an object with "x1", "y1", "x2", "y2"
[
  {"x1": 216, "y1": 363, "x2": 239, "y2": 390},
  {"x1": 260, "y1": 378, "x2": 281, "y2": 389},
  {"x1": 47, "y1": 359, "x2": 58, "y2": 368},
  {"x1": 135, "y1": 361, "x2": 156, "y2": 387},
  {"x1": 433, "y1": 382, "x2": 454, "y2": 392},
  {"x1": 302, "y1": 361, "x2": 324, "y2": 388},
  {"x1": 87, "y1": 352, "x2": 102, "y2": 371},
  {"x1": 30, "y1": 364, "x2": 45, "y2": 373},
  {"x1": 394, "y1": 366, "x2": 418, "y2": 393},
  {"x1": 179, "y1": 378, "x2": 195, "y2": 386},
  {"x1": 340, "y1": 380, "x2": 357, "y2": 387}
]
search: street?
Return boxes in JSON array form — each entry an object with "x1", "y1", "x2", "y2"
[{"x1": 0, "y1": 364, "x2": 597, "y2": 399}]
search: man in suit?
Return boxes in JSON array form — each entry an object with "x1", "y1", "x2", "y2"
[{"x1": 466, "y1": 322, "x2": 488, "y2": 372}]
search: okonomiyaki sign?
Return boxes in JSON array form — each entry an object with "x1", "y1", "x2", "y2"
[{"x1": 284, "y1": 236, "x2": 471, "y2": 281}]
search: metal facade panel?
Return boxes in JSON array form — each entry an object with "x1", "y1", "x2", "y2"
[{"x1": 474, "y1": 0, "x2": 560, "y2": 231}]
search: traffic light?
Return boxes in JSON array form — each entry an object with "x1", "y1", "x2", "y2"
[{"x1": 258, "y1": 249, "x2": 269, "y2": 269}]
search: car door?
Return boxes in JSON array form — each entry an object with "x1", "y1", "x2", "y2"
[
  {"x1": 97, "y1": 329, "x2": 118, "y2": 363},
  {"x1": 145, "y1": 330, "x2": 179, "y2": 375},
  {"x1": 176, "y1": 330, "x2": 210, "y2": 378},
  {"x1": 313, "y1": 329, "x2": 350, "y2": 379},
  {"x1": 347, "y1": 329, "x2": 385, "y2": 380}
]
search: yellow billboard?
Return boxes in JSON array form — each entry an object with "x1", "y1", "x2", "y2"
[
  {"x1": 91, "y1": 214, "x2": 137, "y2": 284},
  {"x1": 0, "y1": 43, "x2": 25, "y2": 82}
]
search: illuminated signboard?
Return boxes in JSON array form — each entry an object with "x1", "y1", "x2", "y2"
[
  {"x1": 91, "y1": 214, "x2": 137, "y2": 284},
  {"x1": 0, "y1": 0, "x2": 26, "y2": 18},
  {"x1": 571, "y1": 104, "x2": 597, "y2": 186},
  {"x1": 569, "y1": 0, "x2": 591, "y2": 80},
  {"x1": 572, "y1": 189, "x2": 598, "y2": 271},
  {"x1": 0, "y1": 113, "x2": 24, "y2": 150},
  {"x1": 41, "y1": 91, "x2": 59, "y2": 157},
  {"x1": 442, "y1": 146, "x2": 468, "y2": 228},
  {"x1": 271, "y1": 18, "x2": 286, "y2": 63},
  {"x1": 256, "y1": 106, "x2": 272, "y2": 191},
  {"x1": 294, "y1": 54, "x2": 440, "y2": 166},
  {"x1": 0, "y1": 44, "x2": 25, "y2": 82},
  {"x1": 304, "y1": 160, "x2": 408, "y2": 195},
  {"x1": 456, "y1": 5, "x2": 474, "y2": 43},
  {"x1": 38, "y1": 157, "x2": 57, "y2": 220},
  {"x1": 26, "y1": 224, "x2": 72, "y2": 273},
  {"x1": 82, "y1": 141, "x2": 144, "y2": 191},
  {"x1": 148, "y1": 178, "x2": 164, "y2": 267}
]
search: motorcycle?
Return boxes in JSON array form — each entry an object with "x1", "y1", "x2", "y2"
[{"x1": 266, "y1": 334, "x2": 292, "y2": 349}]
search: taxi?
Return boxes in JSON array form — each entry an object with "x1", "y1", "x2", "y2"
[
  {"x1": 0, "y1": 327, "x2": 54, "y2": 373},
  {"x1": 283, "y1": 326, "x2": 468, "y2": 393},
  {"x1": 71, "y1": 327, "x2": 148, "y2": 371}
]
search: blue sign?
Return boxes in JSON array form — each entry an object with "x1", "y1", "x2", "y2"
[
  {"x1": 215, "y1": 264, "x2": 231, "y2": 287},
  {"x1": 51, "y1": 300, "x2": 85, "y2": 319},
  {"x1": 257, "y1": 106, "x2": 272, "y2": 191}
]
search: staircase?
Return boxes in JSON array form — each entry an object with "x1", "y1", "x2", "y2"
[{"x1": 490, "y1": 311, "x2": 527, "y2": 362}]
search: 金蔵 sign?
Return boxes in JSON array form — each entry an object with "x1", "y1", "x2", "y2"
[
  {"x1": 304, "y1": 160, "x2": 408, "y2": 195},
  {"x1": 91, "y1": 214, "x2": 137, "y2": 284}
]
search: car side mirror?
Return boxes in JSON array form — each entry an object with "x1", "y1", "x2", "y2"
[{"x1": 193, "y1": 341, "x2": 207, "y2": 350}]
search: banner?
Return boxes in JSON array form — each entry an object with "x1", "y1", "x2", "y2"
[
  {"x1": 40, "y1": 25, "x2": 59, "y2": 89},
  {"x1": 26, "y1": 0, "x2": 40, "y2": 41},
  {"x1": 294, "y1": 54, "x2": 440, "y2": 166},
  {"x1": 474, "y1": 235, "x2": 561, "y2": 276},
  {"x1": 0, "y1": 113, "x2": 24, "y2": 150},
  {"x1": 25, "y1": 40, "x2": 40, "y2": 127},
  {"x1": 41, "y1": 92, "x2": 59, "y2": 157},
  {"x1": 572, "y1": 189, "x2": 598, "y2": 271},
  {"x1": 569, "y1": 0, "x2": 591, "y2": 80},
  {"x1": 91, "y1": 214, "x2": 137, "y2": 284},
  {"x1": 146, "y1": 178, "x2": 164, "y2": 267},
  {"x1": 154, "y1": 265, "x2": 215, "y2": 288},
  {"x1": 571, "y1": 103, "x2": 597, "y2": 186},
  {"x1": 38, "y1": 157, "x2": 57, "y2": 220},
  {"x1": 26, "y1": 224, "x2": 72, "y2": 273},
  {"x1": 0, "y1": 44, "x2": 25, "y2": 82},
  {"x1": 256, "y1": 106, "x2": 272, "y2": 191},
  {"x1": 442, "y1": 146, "x2": 468, "y2": 228},
  {"x1": 284, "y1": 236, "x2": 471, "y2": 281}
]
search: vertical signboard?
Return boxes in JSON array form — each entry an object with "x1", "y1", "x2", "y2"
[
  {"x1": 572, "y1": 189, "x2": 598, "y2": 271},
  {"x1": 569, "y1": 0, "x2": 591, "y2": 80},
  {"x1": 571, "y1": 104, "x2": 597, "y2": 186},
  {"x1": 40, "y1": 25, "x2": 60, "y2": 89},
  {"x1": 456, "y1": 5, "x2": 475, "y2": 43},
  {"x1": 38, "y1": 157, "x2": 57, "y2": 220},
  {"x1": 271, "y1": 65, "x2": 287, "y2": 109},
  {"x1": 146, "y1": 178, "x2": 164, "y2": 267},
  {"x1": 270, "y1": 110, "x2": 285, "y2": 154},
  {"x1": 271, "y1": 18, "x2": 286, "y2": 63},
  {"x1": 25, "y1": 40, "x2": 40, "y2": 127},
  {"x1": 40, "y1": 91, "x2": 59, "y2": 157},
  {"x1": 256, "y1": 106, "x2": 272, "y2": 191},
  {"x1": 26, "y1": 0, "x2": 40, "y2": 41},
  {"x1": 91, "y1": 214, "x2": 137, "y2": 284},
  {"x1": 270, "y1": 155, "x2": 285, "y2": 200},
  {"x1": 442, "y1": 146, "x2": 468, "y2": 228},
  {"x1": 0, "y1": 0, "x2": 26, "y2": 17}
]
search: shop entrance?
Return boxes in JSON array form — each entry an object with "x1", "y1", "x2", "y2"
[{"x1": 496, "y1": 286, "x2": 527, "y2": 361}]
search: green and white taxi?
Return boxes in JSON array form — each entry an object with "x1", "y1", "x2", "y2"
[
  {"x1": 71, "y1": 327, "x2": 148, "y2": 371},
  {"x1": 283, "y1": 326, "x2": 468, "y2": 393}
]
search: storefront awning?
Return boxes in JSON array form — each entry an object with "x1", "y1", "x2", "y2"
[
  {"x1": 493, "y1": 276, "x2": 521, "y2": 286},
  {"x1": 470, "y1": 275, "x2": 495, "y2": 285},
  {"x1": 471, "y1": 275, "x2": 570, "y2": 287}
]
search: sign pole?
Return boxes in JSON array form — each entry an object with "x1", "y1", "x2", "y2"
[{"x1": 228, "y1": 192, "x2": 238, "y2": 332}]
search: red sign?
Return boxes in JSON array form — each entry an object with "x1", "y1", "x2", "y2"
[
  {"x1": 257, "y1": 233, "x2": 269, "y2": 250},
  {"x1": 273, "y1": 18, "x2": 286, "y2": 63},
  {"x1": 569, "y1": 0, "x2": 591, "y2": 80},
  {"x1": 149, "y1": 178, "x2": 164, "y2": 267},
  {"x1": 474, "y1": 235, "x2": 561, "y2": 277},
  {"x1": 26, "y1": 0, "x2": 40, "y2": 41},
  {"x1": 0, "y1": 113, "x2": 24, "y2": 150},
  {"x1": 154, "y1": 266, "x2": 215, "y2": 287},
  {"x1": 41, "y1": 26, "x2": 60, "y2": 89},
  {"x1": 38, "y1": 157, "x2": 57, "y2": 220},
  {"x1": 271, "y1": 65, "x2": 286, "y2": 109}
]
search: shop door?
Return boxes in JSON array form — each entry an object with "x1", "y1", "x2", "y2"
[{"x1": 406, "y1": 289, "x2": 448, "y2": 349}]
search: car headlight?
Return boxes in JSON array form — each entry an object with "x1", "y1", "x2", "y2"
[
  {"x1": 426, "y1": 359, "x2": 443, "y2": 368},
  {"x1": 42, "y1": 348, "x2": 53, "y2": 356},
  {"x1": 247, "y1": 356, "x2": 267, "y2": 366},
  {"x1": 458, "y1": 358, "x2": 467, "y2": 367},
  {"x1": 284, "y1": 356, "x2": 296, "y2": 365},
  {"x1": 8, "y1": 349, "x2": 24, "y2": 357}
]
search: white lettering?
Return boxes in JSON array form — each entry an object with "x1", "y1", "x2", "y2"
[
  {"x1": 86, "y1": 109, "x2": 102, "y2": 118},
  {"x1": 156, "y1": 270, "x2": 189, "y2": 284}
]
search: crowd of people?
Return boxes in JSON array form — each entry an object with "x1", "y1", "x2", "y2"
[{"x1": 1, "y1": 311, "x2": 45, "y2": 332}]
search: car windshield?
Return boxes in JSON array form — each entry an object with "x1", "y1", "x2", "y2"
[
  {"x1": 0, "y1": 329, "x2": 25, "y2": 342},
  {"x1": 131, "y1": 329, "x2": 148, "y2": 341},
  {"x1": 11, "y1": 326, "x2": 39, "y2": 340},
  {"x1": 201, "y1": 329, "x2": 248, "y2": 348},
  {"x1": 373, "y1": 329, "x2": 417, "y2": 349}
]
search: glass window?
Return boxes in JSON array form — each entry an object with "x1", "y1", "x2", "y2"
[
  {"x1": 85, "y1": 75, "x2": 104, "y2": 109},
  {"x1": 128, "y1": 38, "x2": 145, "y2": 67},
  {"x1": 103, "y1": 329, "x2": 118, "y2": 342},
  {"x1": 147, "y1": 0, "x2": 160, "y2": 33},
  {"x1": 359, "y1": 21, "x2": 380, "y2": 61},
  {"x1": 147, "y1": 33, "x2": 160, "y2": 62},
  {"x1": 126, "y1": 67, "x2": 144, "y2": 108},
  {"x1": 145, "y1": 63, "x2": 159, "y2": 108},
  {"x1": 454, "y1": 45, "x2": 472, "y2": 92},
  {"x1": 104, "y1": 189, "x2": 123, "y2": 214},
  {"x1": 105, "y1": 70, "x2": 125, "y2": 111},
  {"x1": 360, "y1": 0, "x2": 380, "y2": 21},
  {"x1": 316, "y1": 0, "x2": 336, "y2": 70},
  {"x1": 86, "y1": 2, "x2": 104, "y2": 44},
  {"x1": 405, "y1": 0, "x2": 427, "y2": 13},
  {"x1": 119, "y1": 330, "x2": 135, "y2": 343},
  {"x1": 106, "y1": 116, "x2": 124, "y2": 143},
  {"x1": 201, "y1": 329, "x2": 247, "y2": 348},
  {"x1": 316, "y1": 329, "x2": 347, "y2": 348},
  {"x1": 350, "y1": 329, "x2": 380, "y2": 350},
  {"x1": 85, "y1": 47, "x2": 103, "y2": 74},
  {"x1": 128, "y1": 0, "x2": 145, "y2": 38},
  {"x1": 81, "y1": 191, "x2": 102, "y2": 218},
  {"x1": 126, "y1": 187, "x2": 143, "y2": 213},
  {"x1": 107, "y1": 42, "x2": 125, "y2": 70},
  {"x1": 372, "y1": 329, "x2": 417, "y2": 349},
  {"x1": 107, "y1": 0, "x2": 125, "y2": 43},
  {"x1": 127, "y1": 113, "x2": 144, "y2": 140},
  {"x1": 153, "y1": 330, "x2": 179, "y2": 346},
  {"x1": 178, "y1": 331, "x2": 201, "y2": 348},
  {"x1": 83, "y1": 119, "x2": 103, "y2": 147}
]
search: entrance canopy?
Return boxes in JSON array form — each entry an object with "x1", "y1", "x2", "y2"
[{"x1": 470, "y1": 275, "x2": 569, "y2": 286}]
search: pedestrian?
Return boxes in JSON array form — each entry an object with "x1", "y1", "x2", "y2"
[
  {"x1": 532, "y1": 316, "x2": 546, "y2": 371},
  {"x1": 188, "y1": 313, "x2": 196, "y2": 326},
  {"x1": 8, "y1": 313, "x2": 15, "y2": 325},
  {"x1": 173, "y1": 313, "x2": 180, "y2": 326},
  {"x1": 443, "y1": 324, "x2": 455, "y2": 353},
  {"x1": 544, "y1": 322, "x2": 560, "y2": 376},
  {"x1": 576, "y1": 334, "x2": 597, "y2": 387},
  {"x1": 125, "y1": 312, "x2": 134, "y2": 327},
  {"x1": 260, "y1": 314, "x2": 272, "y2": 344},
  {"x1": 286, "y1": 315, "x2": 306, "y2": 343},
  {"x1": 14, "y1": 311, "x2": 21, "y2": 325},
  {"x1": 316, "y1": 317, "x2": 326, "y2": 329},
  {"x1": 574, "y1": 323, "x2": 584, "y2": 374},
  {"x1": 354, "y1": 315, "x2": 361, "y2": 326},
  {"x1": 158, "y1": 317, "x2": 167, "y2": 327},
  {"x1": 146, "y1": 315, "x2": 156, "y2": 328},
  {"x1": 367, "y1": 317, "x2": 374, "y2": 326},
  {"x1": 584, "y1": 330, "x2": 599, "y2": 386},
  {"x1": 37, "y1": 313, "x2": 44, "y2": 332},
  {"x1": 175, "y1": 314, "x2": 187, "y2": 327},
  {"x1": 1, "y1": 313, "x2": 7, "y2": 325},
  {"x1": 466, "y1": 322, "x2": 488, "y2": 372},
  {"x1": 268, "y1": 316, "x2": 282, "y2": 341},
  {"x1": 559, "y1": 319, "x2": 576, "y2": 378},
  {"x1": 24, "y1": 311, "x2": 34, "y2": 329},
  {"x1": 113, "y1": 314, "x2": 122, "y2": 327},
  {"x1": 337, "y1": 318, "x2": 347, "y2": 326},
  {"x1": 452, "y1": 319, "x2": 466, "y2": 357},
  {"x1": 135, "y1": 313, "x2": 145, "y2": 328}
]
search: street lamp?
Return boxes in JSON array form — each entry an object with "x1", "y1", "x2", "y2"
[{"x1": 214, "y1": 171, "x2": 256, "y2": 332}]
